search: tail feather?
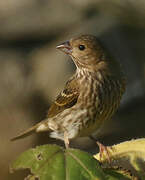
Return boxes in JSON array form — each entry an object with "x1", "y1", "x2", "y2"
[
  {"x1": 11, "y1": 119, "x2": 51, "y2": 141},
  {"x1": 11, "y1": 124, "x2": 39, "y2": 141}
]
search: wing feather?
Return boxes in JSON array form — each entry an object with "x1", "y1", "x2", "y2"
[{"x1": 47, "y1": 77, "x2": 79, "y2": 118}]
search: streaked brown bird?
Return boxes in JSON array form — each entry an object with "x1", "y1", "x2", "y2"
[{"x1": 11, "y1": 34, "x2": 126, "y2": 149}]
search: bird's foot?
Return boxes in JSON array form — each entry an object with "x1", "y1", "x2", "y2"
[{"x1": 96, "y1": 141, "x2": 112, "y2": 163}]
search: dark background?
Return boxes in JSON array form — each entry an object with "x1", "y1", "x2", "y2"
[{"x1": 0, "y1": 0, "x2": 145, "y2": 179}]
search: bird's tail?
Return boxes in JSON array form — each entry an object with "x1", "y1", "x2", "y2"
[{"x1": 10, "y1": 120, "x2": 49, "y2": 141}]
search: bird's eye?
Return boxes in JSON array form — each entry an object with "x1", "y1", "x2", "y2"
[{"x1": 79, "y1": 45, "x2": 85, "y2": 51}]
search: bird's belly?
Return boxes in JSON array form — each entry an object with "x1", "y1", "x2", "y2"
[
  {"x1": 78, "y1": 104, "x2": 115, "y2": 138},
  {"x1": 78, "y1": 115, "x2": 105, "y2": 137}
]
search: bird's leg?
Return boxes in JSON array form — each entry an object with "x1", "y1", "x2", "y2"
[
  {"x1": 89, "y1": 136, "x2": 111, "y2": 163},
  {"x1": 64, "y1": 131, "x2": 69, "y2": 149},
  {"x1": 89, "y1": 135, "x2": 97, "y2": 142},
  {"x1": 96, "y1": 141, "x2": 111, "y2": 163}
]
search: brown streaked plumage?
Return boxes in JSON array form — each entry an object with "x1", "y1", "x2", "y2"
[{"x1": 11, "y1": 34, "x2": 126, "y2": 148}]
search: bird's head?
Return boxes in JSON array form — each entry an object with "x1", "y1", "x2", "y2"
[{"x1": 56, "y1": 34, "x2": 107, "y2": 71}]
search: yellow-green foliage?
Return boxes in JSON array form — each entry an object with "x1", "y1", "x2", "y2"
[
  {"x1": 10, "y1": 138, "x2": 145, "y2": 180},
  {"x1": 94, "y1": 138, "x2": 145, "y2": 179}
]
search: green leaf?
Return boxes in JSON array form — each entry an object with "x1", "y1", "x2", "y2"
[{"x1": 10, "y1": 144, "x2": 132, "y2": 180}]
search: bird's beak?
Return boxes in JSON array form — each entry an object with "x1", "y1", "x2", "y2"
[{"x1": 56, "y1": 41, "x2": 72, "y2": 55}]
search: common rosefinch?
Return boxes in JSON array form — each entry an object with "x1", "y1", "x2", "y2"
[{"x1": 11, "y1": 35, "x2": 126, "y2": 149}]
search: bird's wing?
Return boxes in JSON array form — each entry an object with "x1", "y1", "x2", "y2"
[
  {"x1": 47, "y1": 78, "x2": 79, "y2": 118},
  {"x1": 11, "y1": 77, "x2": 79, "y2": 141}
]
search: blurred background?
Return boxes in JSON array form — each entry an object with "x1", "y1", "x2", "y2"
[{"x1": 0, "y1": 0, "x2": 145, "y2": 179}]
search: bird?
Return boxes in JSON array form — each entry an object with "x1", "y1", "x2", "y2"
[{"x1": 11, "y1": 34, "x2": 126, "y2": 150}]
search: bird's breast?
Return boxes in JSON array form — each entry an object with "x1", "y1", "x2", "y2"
[{"x1": 77, "y1": 74, "x2": 125, "y2": 137}]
